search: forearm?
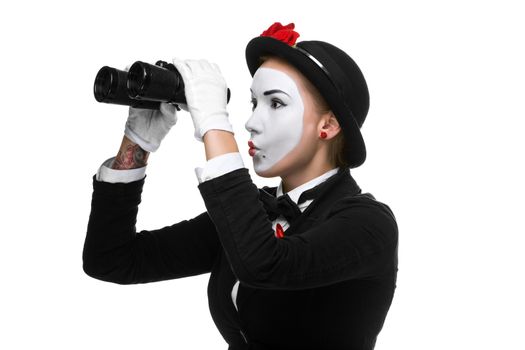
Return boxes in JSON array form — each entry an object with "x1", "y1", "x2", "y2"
[
  {"x1": 84, "y1": 174, "x2": 222, "y2": 284},
  {"x1": 198, "y1": 170, "x2": 398, "y2": 290},
  {"x1": 203, "y1": 130, "x2": 239, "y2": 161},
  {"x1": 83, "y1": 175, "x2": 144, "y2": 283},
  {"x1": 112, "y1": 135, "x2": 150, "y2": 170}
]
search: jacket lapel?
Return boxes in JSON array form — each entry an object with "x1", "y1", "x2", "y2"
[
  {"x1": 232, "y1": 169, "x2": 363, "y2": 321},
  {"x1": 258, "y1": 167, "x2": 362, "y2": 237}
]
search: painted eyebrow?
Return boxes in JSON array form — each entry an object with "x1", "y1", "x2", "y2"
[
  {"x1": 264, "y1": 89, "x2": 290, "y2": 97},
  {"x1": 250, "y1": 88, "x2": 290, "y2": 97}
]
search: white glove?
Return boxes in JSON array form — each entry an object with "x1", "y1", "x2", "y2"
[
  {"x1": 124, "y1": 102, "x2": 178, "y2": 152},
  {"x1": 171, "y1": 58, "x2": 233, "y2": 142}
]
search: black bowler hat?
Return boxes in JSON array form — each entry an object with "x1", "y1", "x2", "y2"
[{"x1": 245, "y1": 22, "x2": 369, "y2": 168}]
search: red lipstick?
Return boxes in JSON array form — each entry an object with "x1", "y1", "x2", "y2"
[{"x1": 248, "y1": 140, "x2": 258, "y2": 157}]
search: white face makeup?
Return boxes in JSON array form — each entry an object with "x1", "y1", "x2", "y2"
[{"x1": 245, "y1": 67, "x2": 305, "y2": 173}]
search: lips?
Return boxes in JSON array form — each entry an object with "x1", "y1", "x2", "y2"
[{"x1": 248, "y1": 140, "x2": 259, "y2": 157}]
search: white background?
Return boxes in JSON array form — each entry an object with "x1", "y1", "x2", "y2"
[{"x1": 1, "y1": 0, "x2": 524, "y2": 349}]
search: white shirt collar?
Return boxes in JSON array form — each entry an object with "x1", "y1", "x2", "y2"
[{"x1": 276, "y1": 167, "x2": 340, "y2": 205}]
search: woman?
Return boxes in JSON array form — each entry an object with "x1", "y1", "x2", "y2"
[{"x1": 83, "y1": 22, "x2": 398, "y2": 350}]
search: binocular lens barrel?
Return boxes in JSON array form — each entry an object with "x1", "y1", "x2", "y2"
[
  {"x1": 94, "y1": 66, "x2": 160, "y2": 109},
  {"x1": 93, "y1": 66, "x2": 127, "y2": 104},
  {"x1": 127, "y1": 61, "x2": 185, "y2": 103},
  {"x1": 94, "y1": 59, "x2": 230, "y2": 110}
]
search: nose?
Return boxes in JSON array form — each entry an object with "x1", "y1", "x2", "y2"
[{"x1": 245, "y1": 111, "x2": 262, "y2": 136}]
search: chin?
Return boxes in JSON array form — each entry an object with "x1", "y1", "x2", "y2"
[
  {"x1": 253, "y1": 165, "x2": 274, "y2": 178},
  {"x1": 252, "y1": 159, "x2": 277, "y2": 178},
  {"x1": 253, "y1": 158, "x2": 292, "y2": 179}
]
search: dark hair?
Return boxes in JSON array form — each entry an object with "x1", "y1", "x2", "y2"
[{"x1": 258, "y1": 55, "x2": 349, "y2": 168}]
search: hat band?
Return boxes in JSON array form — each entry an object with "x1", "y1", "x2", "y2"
[
  {"x1": 294, "y1": 45, "x2": 357, "y2": 125},
  {"x1": 294, "y1": 45, "x2": 339, "y2": 91}
]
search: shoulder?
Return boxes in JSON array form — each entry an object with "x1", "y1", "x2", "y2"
[
  {"x1": 331, "y1": 191, "x2": 395, "y2": 217},
  {"x1": 329, "y1": 191, "x2": 399, "y2": 243}
]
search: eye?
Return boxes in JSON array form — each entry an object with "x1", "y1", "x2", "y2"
[
  {"x1": 250, "y1": 97, "x2": 257, "y2": 111},
  {"x1": 271, "y1": 98, "x2": 286, "y2": 109}
]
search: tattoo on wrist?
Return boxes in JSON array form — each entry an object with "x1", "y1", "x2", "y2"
[{"x1": 112, "y1": 143, "x2": 149, "y2": 170}]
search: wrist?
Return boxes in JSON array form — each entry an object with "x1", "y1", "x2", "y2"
[
  {"x1": 112, "y1": 135, "x2": 150, "y2": 170},
  {"x1": 124, "y1": 127, "x2": 159, "y2": 153},
  {"x1": 203, "y1": 129, "x2": 239, "y2": 160},
  {"x1": 197, "y1": 114, "x2": 233, "y2": 141}
]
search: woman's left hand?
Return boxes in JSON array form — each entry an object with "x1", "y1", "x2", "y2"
[{"x1": 172, "y1": 58, "x2": 234, "y2": 142}]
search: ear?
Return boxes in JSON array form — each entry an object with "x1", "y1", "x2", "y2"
[{"x1": 319, "y1": 111, "x2": 341, "y2": 138}]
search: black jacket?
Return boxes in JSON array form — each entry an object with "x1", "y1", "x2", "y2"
[{"x1": 83, "y1": 167, "x2": 398, "y2": 350}]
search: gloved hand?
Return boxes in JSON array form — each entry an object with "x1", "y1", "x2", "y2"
[
  {"x1": 124, "y1": 102, "x2": 178, "y2": 152},
  {"x1": 172, "y1": 58, "x2": 233, "y2": 142}
]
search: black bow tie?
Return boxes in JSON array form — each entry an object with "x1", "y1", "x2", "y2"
[{"x1": 259, "y1": 180, "x2": 329, "y2": 223}]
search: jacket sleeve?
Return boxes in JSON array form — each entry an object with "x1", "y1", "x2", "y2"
[
  {"x1": 198, "y1": 168, "x2": 398, "y2": 291},
  {"x1": 83, "y1": 175, "x2": 221, "y2": 285}
]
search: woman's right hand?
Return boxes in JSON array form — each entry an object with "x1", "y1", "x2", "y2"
[{"x1": 171, "y1": 58, "x2": 233, "y2": 143}]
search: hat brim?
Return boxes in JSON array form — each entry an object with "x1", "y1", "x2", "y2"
[{"x1": 246, "y1": 36, "x2": 366, "y2": 168}]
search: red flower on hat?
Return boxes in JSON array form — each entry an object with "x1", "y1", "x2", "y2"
[{"x1": 260, "y1": 22, "x2": 300, "y2": 46}]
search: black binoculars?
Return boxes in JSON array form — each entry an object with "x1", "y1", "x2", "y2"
[{"x1": 93, "y1": 60, "x2": 231, "y2": 110}]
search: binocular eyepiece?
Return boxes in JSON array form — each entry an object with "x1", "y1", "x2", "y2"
[{"x1": 94, "y1": 60, "x2": 231, "y2": 109}]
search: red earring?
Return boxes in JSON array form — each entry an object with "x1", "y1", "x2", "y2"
[{"x1": 320, "y1": 131, "x2": 327, "y2": 139}]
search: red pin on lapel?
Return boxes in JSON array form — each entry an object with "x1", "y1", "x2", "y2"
[{"x1": 275, "y1": 223, "x2": 285, "y2": 239}]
